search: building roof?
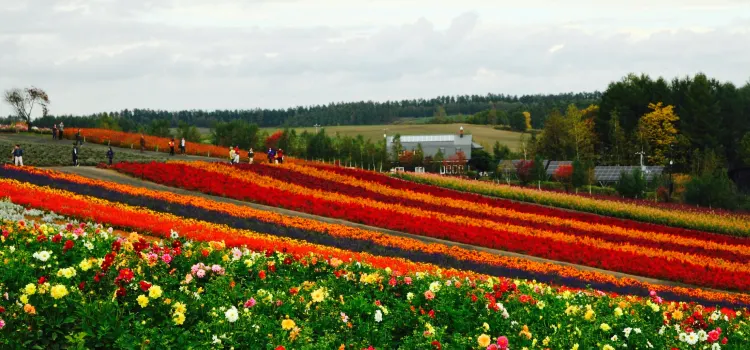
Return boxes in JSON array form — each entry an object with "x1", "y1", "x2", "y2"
[{"x1": 387, "y1": 134, "x2": 475, "y2": 146}]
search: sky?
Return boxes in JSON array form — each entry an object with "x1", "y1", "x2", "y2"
[{"x1": 1, "y1": 0, "x2": 750, "y2": 116}]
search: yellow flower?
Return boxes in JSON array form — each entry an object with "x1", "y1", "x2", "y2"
[
  {"x1": 311, "y1": 288, "x2": 327, "y2": 303},
  {"x1": 584, "y1": 309, "x2": 596, "y2": 321},
  {"x1": 173, "y1": 311, "x2": 186, "y2": 325},
  {"x1": 79, "y1": 259, "x2": 93, "y2": 271},
  {"x1": 20, "y1": 294, "x2": 29, "y2": 304},
  {"x1": 614, "y1": 307, "x2": 623, "y2": 317},
  {"x1": 281, "y1": 319, "x2": 296, "y2": 330},
  {"x1": 571, "y1": 344, "x2": 579, "y2": 350},
  {"x1": 57, "y1": 267, "x2": 77, "y2": 279},
  {"x1": 672, "y1": 310, "x2": 684, "y2": 321},
  {"x1": 482, "y1": 322, "x2": 490, "y2": 331},
  {"x1": 137, "y1": 294, "x2": 149, "y2": 308},
  {"x1": 477, "y1": 334, "x2": 491, "y2": 347},
  {"x1": 50, "y1": 285, "x2": 68, "y2": 299},
  {"x1": 603, "y1": 345, "x2": 615, "y2": 350},
  {"x1": 600, "y1": 323, "x2": 611, "y2": 332},
  {"x1": 149, "y1": 285, "x2": 163, "y2": 299},
  {"x1": 24, "y1": 283, "x2": 37, "y2": 295},
  {"x1": 173, "y1": 302, "x2": 187, "y2": 314},
  {"x1": 542, "y1": 337, "x2": 550, "y2": 346}
]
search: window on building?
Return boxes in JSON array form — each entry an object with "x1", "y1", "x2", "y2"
[{"x1": 455, "y1": 147, "x2": 462, "y2": 153}]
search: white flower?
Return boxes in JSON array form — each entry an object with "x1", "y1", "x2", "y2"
[
  {"x1": 374, "y1": 310, "x2": 383, "y2": 323},
  {"x1": 212, "y1": 335, "x2": 222, "y2": 344},
  {"x1": 170, "y1": 230, "x2": 179, "y2": 239},
  {"x1": 84, "y1": 241, "x2": 94, "y2": 250},
  {"x1": 712, "y1": 343, "x2": 722, "y2": 350},
  {"x1": 646, "y1": 341, "x2": 653, "y2": 349},
  {"x1": 678, "y1": 333, "x2": 687, "y2": 342},
  {"x1": 710, "y1": 311, "x2": 722, "y2": 321},
  {"x1": 611, "y1": 335, "x2": 618, "y2": 341},
  {"x1": 429, "y1": 281, "x2": 441, "y2": 293},
  {"x1": 633, "y1": 328, "x2": 641, "y2": 334},
  {"x1": 406, "y1": 292, "x2": 414, "y2": 301},
  {"x1": 33, "y1": 251, "x2": 52, "y2": 262},
  {"x1": 623, "y1": 327, "x2": 632, "y2": 338},
  {"x1": 8, "y1": 246, "x2": 14, "y2": 253},
  {"x1": 224, "y1": 306, "x2": 239, "y2": 323},
  {"x1": 697, "y1": 330, "x2": 708, "y2": 342},
  {"x1": 686, "y1": 332, "x2": 699, "y2": 345}
]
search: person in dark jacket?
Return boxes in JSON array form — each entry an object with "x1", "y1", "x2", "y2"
[
  {"x1": 52, "y1": 124, "x2": 58, "y2": 140},
  {"x1": 72, "y1": 143, "x2": 79, "y2": 166},
  {"x1": 169, "y1": 138, "x2": 175, "y2": 156},
  {"x1": 12, "y1": 144, "x2": 23, "y2": 166},
  {"x1": 267, "y1": 148, "x2": 275, "y2": 164},
  {"x1": 76, "y1": 129, "x2": 82, "y2": 145},
  {"x1": 140, "y1": 135, "x2": 146, "y2": 153},
  {"x1": 106, "y1": 147, "x2": 114, "y2": 165}
]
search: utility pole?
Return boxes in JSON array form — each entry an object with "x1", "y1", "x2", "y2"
[{"x1": 314, "y1": 124, "x2": 320, "y2": 133}]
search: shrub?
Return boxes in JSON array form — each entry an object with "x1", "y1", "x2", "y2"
[
  {"x1": 616, "y1": 168, "x2": 647, "y2": 199},
  {"x1": 684, "y1": 170, "x2": 738, "y2": 210}
]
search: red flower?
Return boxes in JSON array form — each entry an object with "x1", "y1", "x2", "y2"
[
  {"x1": 78, "y1": 281, "x2": 86, "y2": 291},
  {"x1": 63, "y1": 240, "x2": 74, "y2": 253},
  {"x1": 38, "y1": 276, "x2": 47, "y2": 284},
  {"x1": 201, "y1": 249, "x2": 209, "y2": 257},
  {"x1": 470, "y1": 294, "x2": 478, "y2": 302},
  {"x1": 265, "y1": 249, "x2": 274, "y2": 257},
  {"x1": 722, "y1": 337, "x2": 728, "y2": 345},
  {"x1": 388, "y1": 277, "x2": 397, "y2": 287},
  {"x1": 36, "y1": 234, "x2": 46, "y2": 242},
  {"x1": 283, "y1": 257, "x2": 292, "y2": 265},
  {"x1": 115, "y1": 286, "x2": 127, "y2": 298},
  {"x1": 431, "y1": 340, "x2": 442, "y2": 349},
  {"x1": 0, "y1": 306, "x2": 5, "y2": 313},
  {"x1": 269, "y1": 264, "x2": 276, "y2": 273},
  {"x1": 115, "y1": 268, "x2": 134, "y2": 284},
  {"x1": 289, "y1": 287, "x2": 298, "y2": 295},
  {"x1": 51, "y1": 234, "x2": 62, "y2": 243},
  {"x1": 275, "y1": 346, "x2": 285, "y2": 350},
  {"x1": 139, "y1": 281, "x2": 152, "y2": 292},
  {"x1": 374, "y1": 300, "x2": 381, "y2": 306},
  {"x1": 259, "y1": 270, "x2": 266, "y2": 280},
  {"x1": 428, "y1": 309, "x2": 435, "y2": 318}
]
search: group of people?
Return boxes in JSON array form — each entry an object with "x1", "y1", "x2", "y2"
[
  {"x1": 139, "y1": 135, "x2": 187, "y2": 156},
  {"x1": 51, "y1": 122, "x2": 64, "y2": 140},
  {"x1": 227, "y1": 146, "x2": 283, "y2": 164},
  {"x1": 9, "y1": 143, "x2": 113, "y2": 167}
]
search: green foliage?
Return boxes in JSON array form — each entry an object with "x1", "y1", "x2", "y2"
[
  {"x1": 0, "y1": 139, "x2": 159, "y2": 166},
  {"x1": 532, "y1": 155, "x2": 547, "y2": 183},
  {"x1": 468, "y1": 149, "x2": 491, "y2": 172},
  {"x1": 389, "y1": 134, "x2": 403, "y2": 164},
  {"x1": 684, "y1": 170, "x2": 739, "y2": 210},
  {"x1": 571, "y1": 159, "x2": 587, "y2": 189},
  {"x1": 175, "y1": 121, "x2": 201, "y2": 143},
  {"x1": 211, "y1": 120, "x2": 260, "y2": 149},
  {"x1": 616, "y1": 168, "x2": 647, "y2": 199},
  {"x1": 739, "y1": 132, "x2": 750, "y2": 166},
  {"x1": 492, "y1": 141, "x2": 511, "y2": 163},
  {"x1": 146, "y1": 119, "x2": 172, "y2": 138},
  {"x1": 508, "y1": 111, "x2": 527, "y2": 132}
]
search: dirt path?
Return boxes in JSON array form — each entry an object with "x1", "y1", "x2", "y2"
[{"x1": 50, "y1": 165, "x2": 746, "y2": 295}]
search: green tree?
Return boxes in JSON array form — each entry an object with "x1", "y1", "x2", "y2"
[
  {"x1": 739, "y1": 132, "x2": 750, "y2": 166},
  {"x1": 492, "y1": 141, "x2": 511, "y2": 163},
  {"x1": 509, "y1": 111, "x2": 527, "y2": 132},
  {"x1": 536, "y1": 111, "x2": 571, "y2": 160},
  {"x1": 147, "y1": 119, "x2": 172, "y2": 138},
  {"x1": 571, "y1": 158, "x2": 587, "y2": 190},
  {"x1": 412, "y1": 143, "x2": 425, "y2": 168},
  {"x1": 211, "y1": 120, "x2": 259, "y2": 149},
  {"x1": 390, "y1": 134, "x2": 403, "y2": 164},
  {"x1": 684, "y1": 170, "x2": 738, "y2": 209},
  {"x1": 176, "y1": 121, "x2": 201, "y2": 143},
  {"x1": 468, "y1": 149, "x2": 492, "y2": 172},
  {"x1": 532, "y1": 154, "x2": 547, "y2": 187},
  {"x1": 616, "y1": 168, "x2": 647, "y2": 198}
]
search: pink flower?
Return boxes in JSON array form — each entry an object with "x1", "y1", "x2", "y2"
[
  {"x1": 244, "y1": 298, "x2": 256, "y2": 308},
  {"x1": 649, "y1": 290, "x2": 657, "y2": 297},
  {"x1": 424, "y1": 290, "x2": 435, "y2": 300},
  {"x1": 0, "y1": 319, "x2": 5, "y2": 329},
  {"x1": 496, "y1": 336, "x2": 509, "y2": 349},
  {"x1": 404, "y1": 277, "x2": 412, "y2": 285},
  {"x1": 389, "y1": 277, "x2": 397, "y2": 287},
  {"x1": 161, "y1": 254, "x2": 172, "y2": 264},
  {"x1": 708, "y1": 329, "x2": 721, "y2": 342},
  {"x1": 196, "y1": 269, "x2": 206, "y2": 278}
]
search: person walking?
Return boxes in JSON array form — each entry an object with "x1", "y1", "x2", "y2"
[
  {"x1": 229, "y1": 147, "x2": 236, "y2": 164},
  {"x1": 180, "y1": 137, "x2": 186, "y2": 154},
  {"x1": 276, "y1": 148, "x2": 284, "y2": 164},
  {"x1": 267, "y1": 148, "x2": 275, "y2": 164},
  {"x1": 248, "y1": 148, "x2": 254, "y2": 164},
  {"x1": 139, "y1": 134, "x2": 146, "y2": 153},
  {"x1": 75, "y1": 129, "x2": 82, "y2": 146},
  {"x1": 12, "y1": 144, "x2": 23, "y2": 166},
  {"x1": 58, "y1": 122, "x2": 64, "y2": 140},
  {"x1": 169, "y1": 138, "x2": 175, "y2": 156},
  {"x1": 72, "y1": 143, "x2": 79, "y2": 166},
  {"x1": 52, "y1": 124, "x2": 58, "y2": 140},
  {"x1": 233, "y1": 146, "x2": 240, "y2": 164},
  {"x1": 106, "y1": 147, "x2": 114, "y2": 165}
]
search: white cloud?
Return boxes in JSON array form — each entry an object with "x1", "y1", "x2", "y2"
[{"x1": 0, "y1": 0, "x2": 749, "y2": 116}]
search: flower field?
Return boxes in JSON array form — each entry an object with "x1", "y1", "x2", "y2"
[
  {"x1": 103, "y1": 161, "x2": 750, "y2": 292},
  {"x1": 63, "y1": 128, "x2": 267, "y2": 163},
  {"x1": 3, "y1": 165, "x2": 749, "y2": 308},
  {"x1": 2, "y1": 200, "x2": 750, "y2": 349},
  {"x1": 393, "y1": 172, "x2": 750, "y2": 237}
]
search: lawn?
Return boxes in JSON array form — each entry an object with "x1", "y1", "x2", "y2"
[{"x1": 261, "y1": 124, "x2": 523, "y2": 150}]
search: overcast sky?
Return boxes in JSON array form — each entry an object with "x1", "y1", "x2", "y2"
[{"x1": 1, "y1": 0, "x2": 750, "y2": 116}]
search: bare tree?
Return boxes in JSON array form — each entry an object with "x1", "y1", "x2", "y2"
[{"x1": 4, "y1": 87, "x2": 50, "y2": 130}]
